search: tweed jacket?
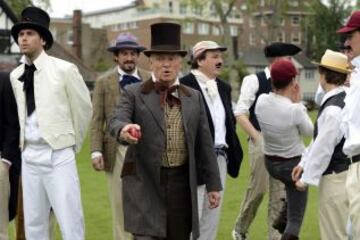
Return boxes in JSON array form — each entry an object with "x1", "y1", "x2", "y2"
[
  {"x1": 90, "y1": 67, "x2": 150, "y2": 172},
  {"x1": 108, "y1": 79, "x2": 222, "y2": 239},
  {"x1": 10, "y1": 51, "x2": 92, "y2": 153},
  {"x1": 180, "y1": 73, "x2": 243, "y2": 179}
]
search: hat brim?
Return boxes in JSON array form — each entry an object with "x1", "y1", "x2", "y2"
[
  {"x1": 143, "y1": 49, "x2": 187, "y2": 57},
  {"x1": 313, "y1": 61, "x2": 351, "y2": 74},
  {"x1": 11, "y1": 22, "x2": 53, "y2": 49},
  {"x1": 337, "y1": 26, "x2": 358, "y2": 33},
  {"x1": 107, "y1": 45, "x2": 146, "y2": 53}
]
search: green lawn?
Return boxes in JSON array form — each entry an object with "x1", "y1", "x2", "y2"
[{"x1": 10, "y1": 111, "x2": 321, "y2": 240}]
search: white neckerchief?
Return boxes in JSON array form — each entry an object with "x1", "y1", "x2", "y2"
[{"x1": 191, "y1": 69, "x2": 219, "y2": 100}]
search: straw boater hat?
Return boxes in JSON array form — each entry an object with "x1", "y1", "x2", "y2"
[
  {"x1": 143, "y1": 23, "x2": 187, "y2": 57},
  {"x1": 107, "y1": 33, "x2": 146, "y2": 53},
  {"x1": 315, "y1": 49, "x2": 351, "y2": 74},
  {"x1": 11, "y1": 6, "x2": 53, "y2": 50}
]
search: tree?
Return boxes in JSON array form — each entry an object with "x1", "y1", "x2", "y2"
[
  {"x1": 304, "y1": 0, "x2": 352, "y2": 60},
  {"x1": 4, "y1": 0, "x2": 50, "y2": 16}
]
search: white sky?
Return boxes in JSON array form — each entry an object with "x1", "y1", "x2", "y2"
[{"x1": 46, "y1": 0, "x2": 133, "y2": 17}]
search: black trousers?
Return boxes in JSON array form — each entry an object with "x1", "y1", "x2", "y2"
[
  {"x1": 265, "y1": 156, "x2": 308, "y2": 237},
  {"x1": 134, "y1": 165, "x2": 192, "y2": 240}
]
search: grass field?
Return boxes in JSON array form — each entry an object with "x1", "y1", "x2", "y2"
[{"x1": 10, "y1": 112, "x2": 321, "y2": 240}]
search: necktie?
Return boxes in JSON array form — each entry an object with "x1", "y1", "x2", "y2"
[
  {"x1": 120, "y1": 75, "x2": 141, "y2": 89},
  {"x1": 154, "y1": 82, "x2": 181, "y2": 108},
  {"x1": 18, "y1": 64, "x2": 36, "y2": 116}
]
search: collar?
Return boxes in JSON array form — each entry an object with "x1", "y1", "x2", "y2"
[
  {"x1": 264, "y1": 67, "x2": 271, "y2": 79},
  {"x1": 269, "y1": 92, "x2": 292, "y2": 103},
  {"x1": 142, "y1": 77, "x2": 191, "y2": 97},
  {"x1": 22, "y1": 50, "x2": 47, "y2": 70},
  {"x1": 191, "y1": 69, "x2": 216, "y2": 84},
  {"x1": 351, "y1": 55, "x2": 360, "y2": 69},
  {"x1": 117, "y1": 66, "x2": 140, "y2": 80},
  {"x1": 321, "y1": 86, "x2": 346, "y2": 106}
]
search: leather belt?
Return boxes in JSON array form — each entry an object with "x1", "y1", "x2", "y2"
[{"x1": 323, "y1": 164, "x2": 349, "y2": 175}]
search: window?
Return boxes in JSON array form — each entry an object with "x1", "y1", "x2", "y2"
[
  {"x1": 168, "y1": 1, "x2": 173, "y2": 13},
  {"x1": 276, "y1": 31, "x2": 285, "y2": 42},
  {"x1": 291, "y1": 15, "x2": 300, "y2": 26},
  {"x1": 212, "y1": 26, "x2": 220, "y2": 36},
  {"x1": 67, "y1": 30, "x2": 73, "y2": 45},
  {"x1": 259, "y1": 0, "x2": 265, "y2": 6},
  {"x1": 198, "y1": 23, "x2": 209, "y2": 35},
  {"x1": 305, "y1": 70, "x2": 314, "y2": 80},
  {"x1": 128, "y1": 22, "x2": 137, "y2": 29},
  {"x1": 230, "y1": 25, "x2": 238, "y2": 36},
  {"x1": 183, "y1": 22, "x2": 194, "y2": 34},
  {"x1": 280, "y1": 17, "x2": 285, "y2": 26},
  {"x1": 192, "y1": 6, "x2": 202, "y2": 15},
  {"x1": 179, "y1": 3, "x2": 187, "y2": 14},
  {"x1": 249, "y1": 33, "x2": 255, "y2": 46},
  {"x1": 291, "y1": 32, "x2": 301, "y2": 44},
  {"x1": 289, "y1": 0, "x2": 299, "y2": 7}
]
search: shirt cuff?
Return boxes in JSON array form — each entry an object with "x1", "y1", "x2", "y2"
[
  {"x1": 300, "y1": 175, "x2": 319, "y2": 187},
  {"x1": 91, "y1": 151, "x2": 103, "y2": 160},
  {"x1": 1, "y1": 159, "x2": 12, "y2": 166}
]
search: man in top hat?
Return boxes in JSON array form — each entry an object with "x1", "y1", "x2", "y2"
[
  {"x1": 293, "y1": 50, "x2": 351, "y2": 240},
  {"x1": 108, "y1": 23, "x2": 222, "y2": 240},
  {"x1": 180, "y1": 40, "x2": 243, "y2": 240},
  {"x1": 336, "y1": 10, "x2": 360, "y2": 239},
  {"x1": 0, "y1": 71, "x2": 21, "y2": 240},
  {"x1": 232, "y1": 42, "x2": 301, "y2": 240},
  {"x1": 10, "y1": 6, "x2": 92, "y2": 240},
  {"x1": 90, "y1": 32, "x2": 150, "y2": 240}
]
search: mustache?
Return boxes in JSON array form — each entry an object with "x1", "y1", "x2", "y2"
[
  {"x1": 215, "y1": 63, "x2": 222, "y2": 68},
  {"x1": 124, "y1": 61, "x2": 135, "y2": 64}
]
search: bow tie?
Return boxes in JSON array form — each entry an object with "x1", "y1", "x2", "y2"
[
  {"x1": 154, "y1": 82, "x2": 181, "y2": 108},
  {"x1": 120, "y1": 75, "x2": 141, "y2": 89},
  {"x1": 18, "y1": 64, "x2": 36, "y2": 116}
]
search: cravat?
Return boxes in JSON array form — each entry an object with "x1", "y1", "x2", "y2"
[
  {"x1": 120, "y1": 75, "x2": 141, "y2": 89},
  {"x1": 154, "y1": 82, "x2": 181, "y2": 108},
  {"x1": 18, "y1": 64, "x2": 36, "y2": 116}
]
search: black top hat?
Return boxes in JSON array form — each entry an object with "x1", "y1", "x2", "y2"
[
  {"x1": 107, "y1": 32, "x2": 146, "y2": 53},
  {"x1": 264, "y1": 42, "x2": 301, "y2": 58},
  {"x1": 143, "y1": 23, "x2": 187, "y2": 57},
  {"x1": 11, "y1": 7, "x2": 53, "y2": 50}
]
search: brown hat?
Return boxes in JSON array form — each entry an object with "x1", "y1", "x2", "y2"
[
  {"x1": 11, "y1": 6, "x2": 53, "y2": 50},
  {"x1": 143, "y1": 23, "x2": 187, "y2": 57}
]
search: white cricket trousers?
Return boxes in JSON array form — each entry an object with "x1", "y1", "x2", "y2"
[{"x1": 22, "y1": 159, "x2": 84, "y2": 240}]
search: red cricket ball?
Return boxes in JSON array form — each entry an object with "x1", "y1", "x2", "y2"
[{"x1": 128, "y1": 127, "x2": 141, "y2": 140}]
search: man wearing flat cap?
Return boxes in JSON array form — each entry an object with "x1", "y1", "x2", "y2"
[
  {"x1": 336, "y1": 10, "x2": 360, "y2": 239},
  {"x1": 90, "y1": 32, "x2": 150, "y2": 240},
  {"x1": 180, "y1": 40, "x2": 243, "y2": 240},
  {"x1": 232, "y1": 42, "x2": 301, "y2": 240},
  {"x1": 108, "y1": 23, "x2": 222, "y2": 240},
  {"x1": 10, "y1": 6, "x2": 92, "y2": 240}
]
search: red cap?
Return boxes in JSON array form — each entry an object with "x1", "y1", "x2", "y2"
[
  {"x1": 270, "y1": 59, "x2": 297, "y2": 84},
  {"x1": 337, "y1": 11, "x2": 360, "y2": 33}
]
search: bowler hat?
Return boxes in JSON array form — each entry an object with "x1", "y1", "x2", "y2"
[
  {"x1": 270, "y1": 59, "x2": 297, "y2": 85},
  {"x1": 107, "y1": 32, "x2": 146, "y2": 53},
  {"x1": 143, "y1": 23, "x2": 187, "y2": 57},
  {"x1": 337, "y1": 11, "x2": 360, "y2": 33},
  {"x1": 264, "y1": 42, "x2": 301, "y2": 58},
  {"x1": 11, "y1": 6, "x2": 53, "y2": 50},
  {"x1": 315, "y1": 49, "x2": 351, "y2": 74}
]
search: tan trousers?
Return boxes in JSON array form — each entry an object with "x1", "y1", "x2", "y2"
[
  {"x1": 346, "y1": 162, "x2": 360, "y2": 239},
  {"x1": 0, "y1": 163, "x2": 10, "y2": 240},
  {"x1": 234, "y1": 138, "x2": 285, "y2": 240},
  {"x1": 106, "y1": 145, "x2": 132, "y2": 240},
  {"x1": 319, "y1": 171, "x2": 349, "y2": 240}
]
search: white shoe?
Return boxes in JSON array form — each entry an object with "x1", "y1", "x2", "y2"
[{"x1": 232, "y1": 230, "x2": 248, "y2": 240}]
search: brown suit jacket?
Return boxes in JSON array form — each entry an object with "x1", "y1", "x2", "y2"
[
  {"x1": 90, "y1": 67, "x2": 150, "y2": 172},
  {"x1": 108, "y1": 80, "x2": 222, "y2": 239}
]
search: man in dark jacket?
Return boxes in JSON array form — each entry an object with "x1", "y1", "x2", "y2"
[
  {"x1": 180, "y1": 40, "x2": 243, "y2": 240},
  {"x1": 0, "y1": 71, "x2": 21, "y2": 240}
]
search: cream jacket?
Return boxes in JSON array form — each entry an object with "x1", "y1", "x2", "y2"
[{"x1": 10, "y1": 51, "x2": 92, "y2": 153}]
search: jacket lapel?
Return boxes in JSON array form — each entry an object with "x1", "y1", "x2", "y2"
[{"x1": 140, "y1": 80, "x2": 165, "y2": 133}]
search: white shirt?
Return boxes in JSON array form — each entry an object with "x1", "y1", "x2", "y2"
[
  {"x1": 191, "y1": 70, "x2": 227, "y2": 147},
  {"x1": 118, "y1": 67, "x2": 141, "y2": 82},
  {"x1": 300, "y1": 87, "x2": 346, "y2": 186},
  {"x1": 255, "y1": 92, "x2": 313, "y2": 158},
  {"x1": 341, "y1": 55, "x2": 360, "y2": 157},
  {"x1": 234, "y1": 67, "x2": 270, "y2": 116}
]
